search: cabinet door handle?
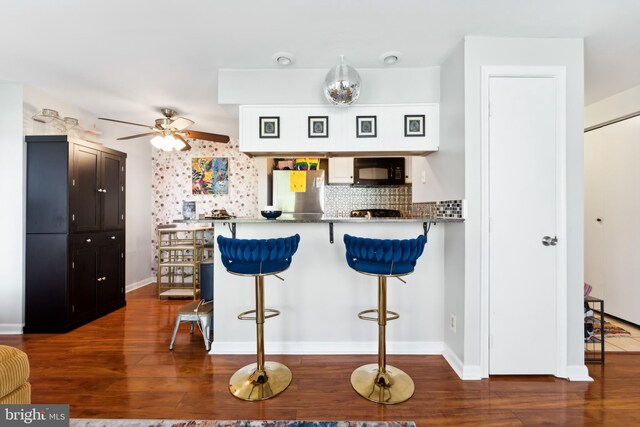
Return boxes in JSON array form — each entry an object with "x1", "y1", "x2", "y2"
[
  {"x1": 86, "y1": 238, "x2": 92, "y2": 243},
  {"x1": 111, "y1": 236, "x2": 116, "y2": 240},
  {"x1": 97, "y1": 277, "x2": 103, "y2": 282},
  {"x1": 97, "y1": 188, "x2": 103, "y2": 193},
  {"x1": 102, "y1": 189, "x2": 107, "y2": 193},
  {"x1": 101, "y1": 276, "x2": 107, "y2": 281}
]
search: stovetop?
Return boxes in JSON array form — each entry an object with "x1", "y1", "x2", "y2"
[{"x1": 350, "y1": 209, "x2": 402, "y2": 218}]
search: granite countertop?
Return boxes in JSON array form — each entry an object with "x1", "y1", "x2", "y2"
[{"x1": 174, "y1": 214, "x2": 463, "y2": 224}]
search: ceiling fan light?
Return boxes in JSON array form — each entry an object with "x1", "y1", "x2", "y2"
[
  {"x1": 161, "y1": 135, "x2": 177, "y2": 151},
  {"x1": 173, "y1": 137, "x2": 186, "y2": 151},
  {"x1": 151, "y1": 135, "x2": 165, "y2": 149}
]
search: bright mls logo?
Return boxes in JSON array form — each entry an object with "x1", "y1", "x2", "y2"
[{"x1": 1, "y1": 404, "x2": 69, "y2": 426}]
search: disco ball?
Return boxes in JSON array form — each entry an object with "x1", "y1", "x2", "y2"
[{"x1": 323, "y1": 55, "x2": 361, "y2": 106}]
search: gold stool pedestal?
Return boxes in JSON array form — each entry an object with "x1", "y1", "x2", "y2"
[
  {"x1": 229, "y1": 361, "x2": 292, "y2": 401},
  {"x1": 351, "y1": 363, "x2": 415, "y2": 404}
]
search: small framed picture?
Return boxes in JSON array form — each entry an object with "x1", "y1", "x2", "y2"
[
  {"x1": 308, "y1": 116, "x2": 329, "y2": 138},
  {"x1": 404, "y1": 114, "x2": 425, "y2": 137},
  {"x1": 259, "y1": 116, "x2": 280, "y2": 138},
  {"x1": 356, "y1": 115, "x2": 377, "y2": 138}
]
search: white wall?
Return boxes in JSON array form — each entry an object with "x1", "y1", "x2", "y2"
[
  {"x1": 585, "y1": 84, "x2": 640, "y2": 128},
  {"x1": 23, "y1": 86, "x2": 154, "y2": 291},
  {"x1": 219, "y1": 68, "x2": 440, "y2": 107},
  {"x1": 0, "y1": 81, "x2": 24, "y2": 334},
  {"x1": 463, "y1": 36, "x2": 585, "y2": 376},
  {"x1": 433, "y1": 42, "x2": 467, "y2": 366}
]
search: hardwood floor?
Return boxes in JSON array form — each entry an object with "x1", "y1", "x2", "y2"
[{"x1": 2, "y1": 284, "x2": 640, "y2": 426}]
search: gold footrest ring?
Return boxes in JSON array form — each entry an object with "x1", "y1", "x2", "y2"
[
  {"x1": 357, "y1": 309, "x2": 400, "y2": 322},
  {"x1": 229, "y1": 361, "x2": 292, "y2": 401},
  {"x1": 237, "y1": 308, "x2": 280, "y2": 320},
  {"x1": 350, "y1": 363, "x2": 414, "y2": 404}
]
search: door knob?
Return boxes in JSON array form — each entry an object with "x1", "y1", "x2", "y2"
[{"x1": 542, "y1": 236, "x2": 558, "y2": 246}]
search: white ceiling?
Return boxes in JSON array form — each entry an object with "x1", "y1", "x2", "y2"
[{"x1": 1, "y1": 0, "x2": 639, "y2": 134}]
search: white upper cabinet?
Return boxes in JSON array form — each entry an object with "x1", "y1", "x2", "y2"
[
  {"x1": 328, "y1": 157, "x2": 354, "y2": 184},
  {"x1": 239, "y1": 104, "x2": 439, "y2": 156}
]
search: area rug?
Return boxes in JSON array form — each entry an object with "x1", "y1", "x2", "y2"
[
  {"x1": 594, "y1": 321, "x2": 631, "y2": 337},
  {"x1": 70, "y1": 421, "x2": 416, "y2": 427}
]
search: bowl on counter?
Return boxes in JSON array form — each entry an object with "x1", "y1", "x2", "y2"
[{"x1": 260, "y1": 206, "x2": 282, "y2": 220}]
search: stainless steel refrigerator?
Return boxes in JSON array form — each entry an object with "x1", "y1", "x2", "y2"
[{"x1": 272, "y1": 170, "x2": 325, "y2": 214}]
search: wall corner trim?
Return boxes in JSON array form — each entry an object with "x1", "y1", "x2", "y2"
[
  {"x1": 209, "y1": 341, "x2": 444, "y2": 356},
  {"x1": 0, "y1": 323, "x2": 25, "y2": 335},
  {"x1": 567, "y1": 365, "x2": 593, "y2": 382},
  {"x1": 126, "y1": 277, "x2": 155, "y2": 293},
  {"x1": 443, "y1": 343, "x2": 483, "y2": 380}
]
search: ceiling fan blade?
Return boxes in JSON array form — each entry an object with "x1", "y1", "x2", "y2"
[
  {"x1": 170, "y1": 116, "x2": 194, "y2": 131},
  {"x1": 117, "y1": 131, "x2": 160, "y2": 140},
  {"x1": 182, "y1": 130, "x2": 230, "y2": 143},
  {"x1": 174, "y1": 134, "x2": 191, "y2": 151},
  {"x1": 99, "y1": 117, "x2": 156, "y2": 130}
]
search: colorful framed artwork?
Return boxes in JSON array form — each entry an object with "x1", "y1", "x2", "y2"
[
  {"x1": 308, "y1": 116, "x2": 329, "y2": 138},
  {"x1": 356, "y1": 115, "x2": 377, "y2": 138},
  {"x1": 404, "y1": 114, "x2": 425, "y2": 137},
  {"x1": 259, "y1": 116, "x2": 280, "y2": 138},
  {"x1": 192, "y1": 157, "x2": 228, "y2": 195}
]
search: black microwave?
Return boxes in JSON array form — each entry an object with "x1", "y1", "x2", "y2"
[{"x1": 353, "y1": 157, "x2": 405, "y2": 185}]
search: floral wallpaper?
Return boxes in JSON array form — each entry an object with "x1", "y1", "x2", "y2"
[{"x1": 151, "y1": 138, "x2": 258, "y2": 268}]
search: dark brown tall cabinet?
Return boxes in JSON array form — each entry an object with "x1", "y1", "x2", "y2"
[{"x1": 25, "y1": 136, "x2": 127, "y2": 333}]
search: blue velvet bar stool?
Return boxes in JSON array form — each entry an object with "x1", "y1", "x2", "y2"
[
  {"x1": 217, "y1": 234, "x2": 301, "y2": 401},
  {"x1": 343, "y1": 234, "x2": 427, "y2": 404}
]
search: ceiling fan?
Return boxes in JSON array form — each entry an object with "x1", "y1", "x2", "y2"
[{"x1": 98, "y1": 108, "x2": 230, "y2": 151}]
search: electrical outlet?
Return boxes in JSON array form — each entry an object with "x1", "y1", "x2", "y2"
[{"x1": 449, "y1": 313, "x2": 457, "y2": 333}]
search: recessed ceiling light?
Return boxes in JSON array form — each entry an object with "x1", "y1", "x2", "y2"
[
  {"x1": 379, "y1": 51, "x2": 402, "y2": 65},
  {"x1": 273, "y1": 52, "x2": 294, "y2": 66}
]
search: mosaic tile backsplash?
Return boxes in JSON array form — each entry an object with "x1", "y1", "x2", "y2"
[{"x1": 324, "y1": 185, "x2": 412, "y2": 217}]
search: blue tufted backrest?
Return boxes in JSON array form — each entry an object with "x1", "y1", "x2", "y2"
[
  {"x1": 217, "y1": 234, "x2": 301, "y2": 274},
  {"x1": 343, "y1": 234, "x2": 427, "y2": 273}
]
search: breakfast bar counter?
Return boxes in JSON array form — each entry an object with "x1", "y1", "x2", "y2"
[{"x1": 176, "y1": 216, "x2": 461, "y2": 356}]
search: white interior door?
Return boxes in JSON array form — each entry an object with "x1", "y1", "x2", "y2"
[
  {"x1": 584, "y1": 131, "x2": 606, "y2": 300},
  {"x1": 489, "y1": 76, "x2": 559, "y2": 375}
]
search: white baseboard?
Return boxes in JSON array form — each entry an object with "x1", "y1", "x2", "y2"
[
  {"x1": 442, "y1": 343, "x2": 483, "y2": 380},
  {"x1": 126, "y1": 276, "x2": 155, "y2": 293},
  {"x1": 210, "y1": 340, "x2": 444, "y2": 355},
  {"x1": 0, "y1": 323, "x2": 24, "y2": 335},
  {"x1": 567, "y1": 364, "x2": 593, "y2": 382}
]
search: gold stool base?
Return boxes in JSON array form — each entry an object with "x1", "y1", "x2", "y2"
[
  {"x1": 350, "y1": 363, "x2": 414, "y2": 404},
  {"x1": 229, "y1": 361, "x2": 292, "y2": 401}
]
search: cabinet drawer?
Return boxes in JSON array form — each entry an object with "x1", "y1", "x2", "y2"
[{"x1": 71, "y1": 231, "x2": 124, "y2": 248}]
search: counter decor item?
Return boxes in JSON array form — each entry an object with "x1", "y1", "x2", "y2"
[
  {"x1": 260, "y1": 206, "x2": 282, "y2": 220},
  {"x1": 182, "y1": 201, "x2": 196, "y2": 220},
  {"x1": 259, "y1": 116, "x2": 280, "y2": 138},
  {"x1": 324, "y1": 54, "x2": 361, "y2": 106},
  {"x1": 207, "y1": 208, "x2": 231, "y2": 220}
]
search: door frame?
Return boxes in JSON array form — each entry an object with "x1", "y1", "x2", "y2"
[{"x1": 480, "y1": 66, "x2": 568, "y2": 378}]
